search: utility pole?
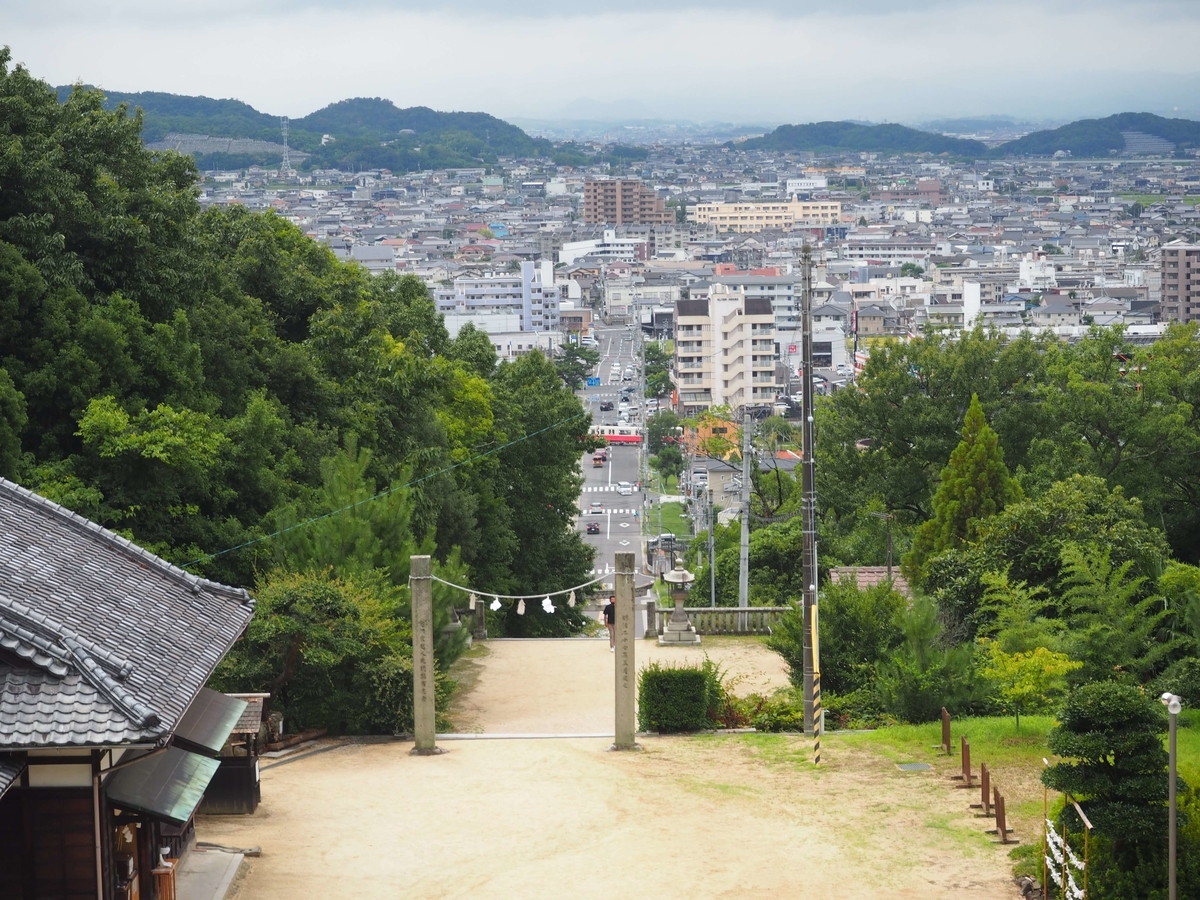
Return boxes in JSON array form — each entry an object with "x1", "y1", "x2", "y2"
[
  {"x1": 800, "y1": 246, "x2": 819, "y2": 735},
  {"x1": 738, "y1": 411, "x2": 751, "y2": 615},
  {"x1": 709, "y1": 487, "x2": 716, "y2": 608}
]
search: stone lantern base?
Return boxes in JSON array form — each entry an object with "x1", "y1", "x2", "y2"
[{"x1": 657, "y1": 616, "x2": 701, "y2": 646}]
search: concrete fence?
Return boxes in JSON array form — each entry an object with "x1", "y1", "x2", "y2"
[{"x1": 649, "y1": 605, "x2": 789, "y2": 636}]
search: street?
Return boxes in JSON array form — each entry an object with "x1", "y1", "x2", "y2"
[{"x1": 575, "y1": 324, "x2": 659, "y2": 576}]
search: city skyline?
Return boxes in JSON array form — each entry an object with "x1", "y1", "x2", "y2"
[{"x1": 5, "y1": 0, "x2": 1200, "y2": 126}]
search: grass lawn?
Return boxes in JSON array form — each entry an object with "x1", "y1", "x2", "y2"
[
  {"x1": 835, "y1": 712, "x2": 1200, "y2": 875},
  {"x1": 653, "y1": 500, "x2": 690, "y2": 537},
  {"x1": 651, "y1": 472, "x2": 679, "y2": 494},
  {"x1": 1119, "y1": 193, "x2": 1200, "y2": 206}
]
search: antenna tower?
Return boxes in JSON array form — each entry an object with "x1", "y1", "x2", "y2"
[{"x1": 280, "y1": 116, "x2": 291, "y2": 176}]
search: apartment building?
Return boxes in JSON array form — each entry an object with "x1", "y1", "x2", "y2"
[
  {"x1": 1160, "y1": 242, "x2": 1200, "y2": 323},
  {"x1": 434, "y1": 260, "x2": 560, "y2": 332},
  {"x1": 689, "y1": 199, "x2": 842, "y2": 233},
  {"x1": 583, "y1": 179, "x2": 673, "y2": 225},
  {"x1": 673, "y1": 287, "x2": 779, "y2": 416},
  {"x1": 559, "y1": 229, "x2": 649, "y2": 266}
]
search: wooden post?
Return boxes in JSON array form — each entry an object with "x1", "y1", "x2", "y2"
[
  {"x1": 987, "y1": 788, "x2": 1016, "y2": 843},
  {"x1": 613, "y1": 552, "x2": 638, "y2": 750},
  {"x1": 971, "y1": 762, "x2": 992, "y2": 815},
  {"x1": 956, "y1": 738, "x2": 975, "y2": 787},
  {"x1": 937, "y1": 707, "x2": 951, "y2": 754},
  {"x1": 410, "y1": 555, "x2": 442, "y2": 755}
]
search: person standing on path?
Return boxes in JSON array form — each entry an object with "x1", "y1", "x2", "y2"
[{"x1": 603, "y1": 595, "x2": 616, "y2": 651}]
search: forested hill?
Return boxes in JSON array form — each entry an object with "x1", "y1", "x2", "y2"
[
  {"x1": 53, "y1": 86, "x2": 280, "y2": 143},
  {"x1": 991, "y1": 112, "x2": 1200, "y2": 157},
  {"x1": 736, "y1": 121, "x2": 989, "y2": 156},
  {"x1": 54, "y1": 86, "x2": 552, "y2": 169},
  {"x1": 737, "y1": 113, "x2": 1200, "y2": 158}
]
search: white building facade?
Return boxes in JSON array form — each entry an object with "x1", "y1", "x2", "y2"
[{"x1": 434, "y1": 260, "x2": 560, "y2": 332}]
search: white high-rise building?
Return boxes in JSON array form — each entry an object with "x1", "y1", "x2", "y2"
[{"x1": 434, "y1": 261, "x2": 560, "y2": 332}]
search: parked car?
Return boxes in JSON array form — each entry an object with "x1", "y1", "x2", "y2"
[
  {"x1": 585, "y1": 521, "x2": 601, "y2": 534},
  {"x1": 836, "y1": 364, "x2": 854, "y2": 376}
]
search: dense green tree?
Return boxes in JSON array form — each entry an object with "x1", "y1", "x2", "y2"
[
  {"x1": 817, "y1": 328, "x2": 1045, "y2": 532},
  {"x1": 645, "y1": 409, "x2": 681, "y2": 454},
  {"x1": 904, "y1": 394, "x2": 1021, "y2": 581},
  {"x1": 975, "y1": 474, "x2": 1171, "y2": 594},
  {"x1": 1043, "y1": 682, "x2": 1170, "y2": 848},
  {"x1": 1059, "y1": 545, "x2": 1181, "y2": 683},
  {"x1": 553, "y1": 342, "x2": 600, "y2": 390},
  {"x1": 651, "y1": 446, "x2": 684, "y2": 483}
]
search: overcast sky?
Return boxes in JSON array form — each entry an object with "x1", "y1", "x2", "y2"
[{"x1": 6, "y1": 0, "x2": 1200, "y2": 125}]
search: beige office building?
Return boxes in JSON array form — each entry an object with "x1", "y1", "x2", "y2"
[
  {"x1": 1160, "y1": 242, "x2": 1200, "y2": 323},
  {"x1": 674, "y1": 286, "x2": 779, "y2": 416},
  {"x1": 689, "y1": 199, "x2": 842, "y2": 233},
  {"x1": 583, "y1": 179, "x2": 673, "y2": 225}
]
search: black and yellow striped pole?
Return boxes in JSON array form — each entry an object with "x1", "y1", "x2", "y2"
[{"x1": 813, "y1": 602, "x2": 821, "y2": 766}]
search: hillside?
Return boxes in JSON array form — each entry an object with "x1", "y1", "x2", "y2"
[
  {"x1": 737, "y1": 121, "x2": 988, "y2": 156},
  {"x1": 990, "y1": 112, "x2": 1200, "y2": 157},
  {"x1": 55, "y1": 86, "x2": 280, "y2": 143},
  {"x1": 54, "y1": 86, "x2": 554, "y2": 170}
]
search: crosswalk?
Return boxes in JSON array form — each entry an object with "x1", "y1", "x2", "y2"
[
  {"x1": 583, "y1": 485, "x2": 635, "y2": 493},
  {"x1": 579, "y1": 508, "x2": 640, "y2": 515}
]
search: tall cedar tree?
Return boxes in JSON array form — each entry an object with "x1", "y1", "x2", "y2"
[{"x1": 904, "y1": 394, "x2": 1021, "y2": 582}]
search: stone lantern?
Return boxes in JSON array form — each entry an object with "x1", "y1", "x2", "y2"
[{"x1": 659, "y1": 563, "x2": 701, "y2": 646}]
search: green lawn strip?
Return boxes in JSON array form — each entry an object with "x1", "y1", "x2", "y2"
[
  {"x1": 1118, "y1": 194, "x2": 1200, "y2": 206},
  {"x1": 654, "y1": 500, "x2": 690, "y2": 537}
]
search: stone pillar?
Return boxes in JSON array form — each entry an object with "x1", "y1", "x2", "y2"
[
  {"x1": 613, "y1": 552, "x2": 638, "y2": 750},
  {"x1": 410, "y1": 555, "x2": 443, "y2": 755}
]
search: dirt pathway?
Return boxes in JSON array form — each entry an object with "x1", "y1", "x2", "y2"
[
  {"x1": 446, "y1": 636, "x2": 791, "y2": 733},
  {"x1": 197, "y1": 638, "x2": 1018, "y2": 899}
]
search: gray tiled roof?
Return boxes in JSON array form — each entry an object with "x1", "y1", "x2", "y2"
[{"x1": 0, "y1": 478, "x2": 255, "y2": 749}]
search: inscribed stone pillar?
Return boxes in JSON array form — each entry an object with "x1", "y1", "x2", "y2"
[
  {"x1": 613, "y1": 552, "x2": 638, "y2": 750},
  {"x1": 410, "y1": 555, "x2": 442, "y2": 755}
]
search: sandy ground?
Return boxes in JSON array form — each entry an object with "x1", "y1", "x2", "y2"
[
  {"x1": 446, "y1": 636, "x2": 791, "y2": 733},
  {"x1": 197, "y1": 638, "x2": 1019, "y2": 900}
]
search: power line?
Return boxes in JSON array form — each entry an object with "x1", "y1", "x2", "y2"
[{"x1": 181, "y1": 411, "x2": 589, "y2": 570}]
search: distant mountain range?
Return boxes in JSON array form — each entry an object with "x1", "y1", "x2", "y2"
[
  {"x1": 52, "y1": 87, "x2": 1200, "y2": 166},
  {"x1": 740, "y1": 113, "x2": 1200, "y2": 158},
  {"x1": 739, "y1": 121, "x2": 987, "y2": 156},
  {"x1": 55, "y1": 87, "x2": 554, "y2": 171}
]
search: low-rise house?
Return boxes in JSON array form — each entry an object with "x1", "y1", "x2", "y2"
[{"x1": 0, "y1": 478, "x2": 255, "y2": 899}]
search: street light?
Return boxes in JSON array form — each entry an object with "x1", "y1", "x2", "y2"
[{"x1": 1161, "y1": 691, "x2": 1182, "y2": 900}]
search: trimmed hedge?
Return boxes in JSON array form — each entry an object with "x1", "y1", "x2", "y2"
[{"x1": 638, "y1": 662, "x2": 710, "y2": 733}]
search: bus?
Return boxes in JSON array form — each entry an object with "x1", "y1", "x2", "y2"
[{"x1": 589, "y1": 424, "x2": 643, "y2": 445}]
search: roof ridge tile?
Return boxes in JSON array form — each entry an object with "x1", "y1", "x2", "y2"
[{"x1": 0, "y1": 478, "x2": 252, "y2": 608}]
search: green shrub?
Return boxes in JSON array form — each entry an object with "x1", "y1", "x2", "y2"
[
  {"x1": 750, "y1": 690, "x2": 806, "y2": 732},
  {"x1": 638, "y1": 662, "x2": 711, "y2": 733},
  {"x1": 875, "y1": 595, "x2": 984, "y2": 723},
  {"x1": 823, "y1": 687, "x2": 892, "y2": 730},
  {"x1": 765, "y1": 579, "x2": 906, "y2": 695},
  {"x1": 1043, "y1": 681, "x2": 1169, "y2": 848},
  {"x1": 699, "y1": 657, "x2": 755, "y2": 729}
]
